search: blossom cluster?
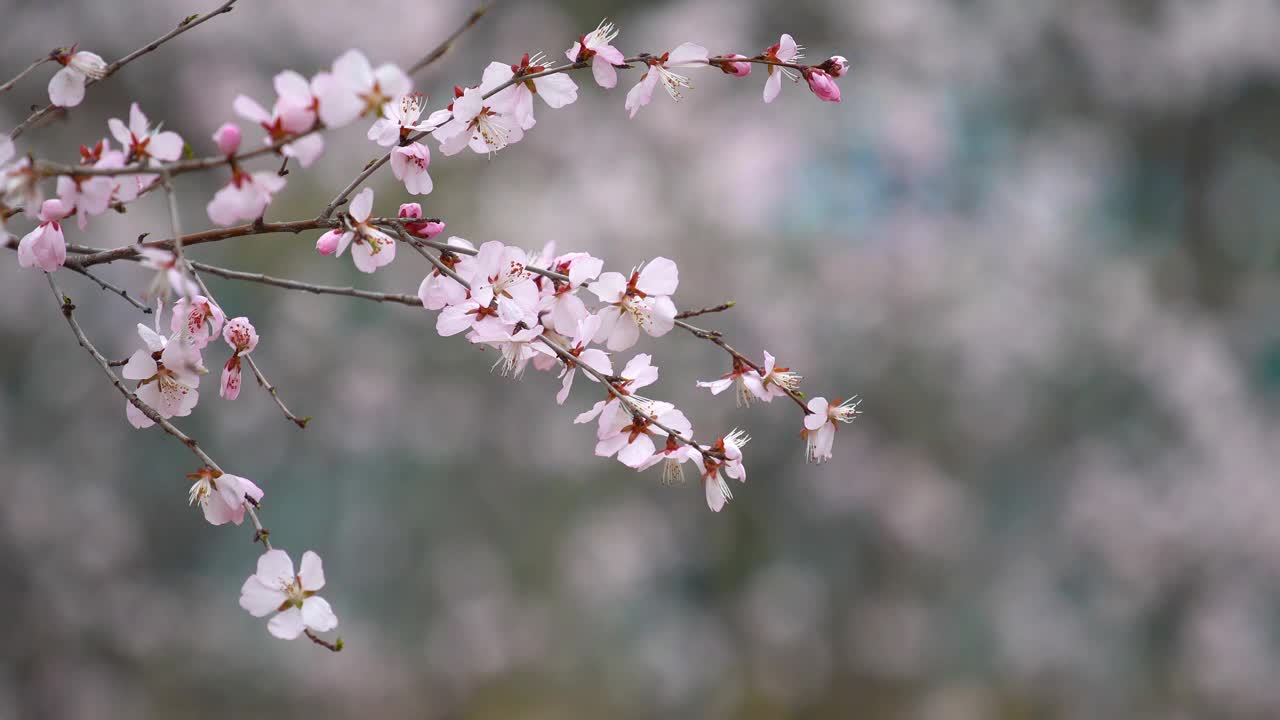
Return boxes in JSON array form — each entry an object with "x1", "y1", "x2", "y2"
[{"x1": 1, "y1": 15, "x2": 855, "y2": 650}]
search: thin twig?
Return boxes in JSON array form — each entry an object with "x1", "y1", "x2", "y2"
[
  {"x1": 45, "y1": 273, "x2": 272, "y2": 549},
  {"x1": 77, "y1": 218, "x2": 328, "y2": 268},
  {"x1": 675, "y1": 301, "x2": 735, "y2": 319},
  {"x1": 305, "y1": 629, "x2": 344, "y2": 652},
  {"x1": 64, "y1": 262, "x2": 153, "y2": 313},
  {"x1": 242, "y1": 355, "x2": 311, "y2": 429},
  {"x1": 407, "y1": 3, "x2": 491, "y2": 75},
  {"x1": 192, "y1": 260, "x2": 420, "y2": 306},
  {"x1": 10, "y1": 0, "x2": 240, "y2": 140},
  {"x1": 0, "y1": 55, "x2": 52, "y2": 97},
  {"x1": 674, "y1": 318, "x2": 809, "y2": 411}
]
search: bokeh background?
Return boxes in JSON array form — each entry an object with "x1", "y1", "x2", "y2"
[{"x1": 3, "y1": 0, "x2": 1280, "y2": 717}]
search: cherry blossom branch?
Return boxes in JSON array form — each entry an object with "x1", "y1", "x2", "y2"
[
  {"x1": 0, "y1": 55, "x2": 52, "y2": 97},
  {"x1": 76, "y1": 219, "x2": 328, "y2": 268},
  {"x1": 64, "y1": 262, "x2": 153, "y2": 313},
  {"x1": 675, "y1": 301, "x2": 735, "y2": 319},
  {"x1": 304, "y1": 629, "x2": 344, "y2": 653},
  {"x1": 32, "y1": 129, "x2": 317, "y2": 179},
  {"x1": 241, "y1": 355, "x2": 311, "y2": 429},
  {"x1": 45, "y1": 273, "x2": 272, "y2": 549},
  {"x1": 674, "y1": 318, "x2": 809, "y2": 411},
  {"x1": 407, "y1": 3, "x2": 491, "y2": 76},
  {"x1": 9, "y1": 0, "x2": 239, "y2": 140},
  {"x1": 192, "y1": 260, "x2": 420, "y2": 306}
]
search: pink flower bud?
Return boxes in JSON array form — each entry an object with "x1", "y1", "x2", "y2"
[
  {"x1": 400, "y1": 202, "x2": 444, "y2": 238},
  {"x1": 212, "y1": 122, "x2": 242, "y2": 157},
  {"x1": 804, "y1": 69, "x2": 841, "y2": 103},
  {"x1": 825, "y1": 55, "x2": 849, "y2": 78},
  {"x1": 398, "y1": 202, "x2": 423, "y2": 220},
  {"x1": 718, "y1": 54, "x2": 752, "y2": 77},
  {"x1": 39, "y1": 198, "x2": 70, "y2": 222},
  {"x1": 315, "y1": 229, "x2": 342, "y2": 256}
]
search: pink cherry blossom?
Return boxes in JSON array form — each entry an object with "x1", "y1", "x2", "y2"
[
  {"x1": 417, "y1": 236, "x2": 473, "y2": 310},
  {"x1": 697, "y1": 358, "x2": 757, "y2": 407},
  {"x1": 171, "y1": 294, "x2": 225, "y2": 349},
  {"x1": 221, "y1": 316, "x2": 259, "y2": 401},
  {"x1": 206, "y1": 167, "x2": 287, "y2": 226},
  {"x1": 624, "y1": 43, "x2": 709, "y2": 118},
  {"x1": 319, "y1": 188, "x2": 395, "y2": 273},
  {"x1": 535, "y1": 251, "x2": 603, "y2": 335},
  {"x1": 213, "y1": 122, "x2": 242, "y2": 157},
  {"x1": 637, "y1": 436, "x2": 701, "y2": 485},
  {"x1": 589, "y1": 257, "x2": 679, "y2": 351},
  {"x1": 233, "y1": 71, "x2": 323, "y2": 167},
  {"x1": 17, "y1": 198, "x2": 70, "y2": 273},
  {"x1": 368, "y1": 93, "x2": 431, "y2": 147},
  {"x1": 595, "y1": 400, "x2": 692, "y2": 469},
  {"x1": 575, "y1": 353, "x2": 659, "y2": 430},
  {"x1": 390, "y1": 142, "x2": 433, "y2": 195},
  {"x1": 804, "y1": 68, "x2": 841, "y2": 103},
  {"x1": 137, "y1": 246, "x2": 198, "y2": 299},
  {"x1": 121, "y1": 323, "x2": 204, "y2": 429},
  {"x1": 187, "y1": 466, "x2": 263, "y2": 526},
  {"x1": 48, "y1": 48, "x2": 106, "y2": 107},
  {"x1": 482, "y1": 54, "x2": 579, "y2": 131},
  {"x1": 432, "y1": 85, "x2": 523, "y2": 156},
  {"x1": 802, "y1": 396, "x2": 861, "y2": 463},
  {"x1": 312, "y1": 49, "x2": 411, "y2": 129},
  {"x1": 762, "y1": 34, "x2": 804, "y2": 103},
  {"x1": 697, "y1": 429, "x2": 750, "y2": 511},
  {"x1": 470, "y1": 322, "x2": 545, "y2": 379},
  {"x1": 566, "y1": 19, "x2": 627, "y2": 89},
  {"x1": 716, "y1": 54, "x2": 753, "y2": 77},
  {"x1": 108, "y1": 103, "x2": 184, "y2": 164},
  {"x1": 56, "y1": 141, "x2": 119, "y2": 230},
  {"x1": 555, "y1": 314, "x2": 613, "y2": 405},
  {"x1": 399, "y1": 203, "x2": 445, "y2": 239},
  {"x1": 239, "y1": 549, "x2": 339, "y2": 640},
  {"x1": 467, "y1": 240, "x2": 539, "y2": 324},
  {"x1": 745, "y1": 351, "x2": 802, "y2": 403}
]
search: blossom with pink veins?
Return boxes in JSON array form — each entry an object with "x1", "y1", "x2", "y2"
[
  {"x1": 239, "y1": 549, "x2": 339, "y2": 640},
  {"x1": 536, "y1": 251, "x2": 604, "y2": 335},
  {"x1": 390, "y1": 142, "x2": 433, "y2": 195},
  {"x1": 697, "y1": 429, "x2": 750, "y2": 512},
  {"x1": 624, "y1": 43, "x2": 709, "y2": 118},
  {"x1": 121, "y1": 323, "x2": 205, "y2": 429},
  {"x1": 761, "y1": 34, "x2": 804, "y2": 103},
  {"x1": 17, "y1": 198, "x2": 70, "y2": 272},
  {"x1": 468, "y1": 240, "x2": 539, "y2": 325},
  {"x1": 595, "y1": 400, "x2": 692, "y2": 469},
  {"x1": 233, "y1": 71, "x2": 323, "y2": 167},
  {"x1": 589, "y1": 257, "x2": 679, "y2": 351},
  {"x1": 431, "y1": 85, "x2": 523, "y2": 156},
  {"x1": 48, "y1": 48, "x2": 106, "y2": 107},
  {"x1": 171, "y1": 294, "x2": 225, "y2": 349},
  {"x1": 555, "y1": 314, "x2": 613, "y2": 404},
  {"x1": 575, "y1": 352, "x2": 659, "y2": 430},
  {"x1": 803, "y1": 396, "x2": 861, "y2": 463},
  {"x1": 312, "y1": 49, "x2": 411, "y2": 129},
  {"x1": 399, "y1": 202, "x2": 445, "y2": 239},
  {"x1": 637, "y1": 435, "x2": 702, "y2": 486},
  {"x1": 220, "y1": 316, "x2": 258, "y2": 401},
  {"x1": 108, "y1": 103, "x2": 184, "y2": 165},
  {"x1": 315, "y1": 188, "x2": 395, "y2": 273},
  {"x1": 187, "y1": 466, "x2": 263, "y2": 526},
  {"x1": 803, "y1": 68, "x2": 841, "y2": 103},
  {"x1": 417, "y1": 236, "x2": 473, "y2": 311},
  {"x1": 566, "y1": 19, "x2": 627, "y2": 89},
  {"x1": 482, "y1": 54, "x2": 579, "y2": 130}
]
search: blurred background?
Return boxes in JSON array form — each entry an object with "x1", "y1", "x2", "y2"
[{"x1": 2, "y1": 0, "x2": 1280, "y2": 717}]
